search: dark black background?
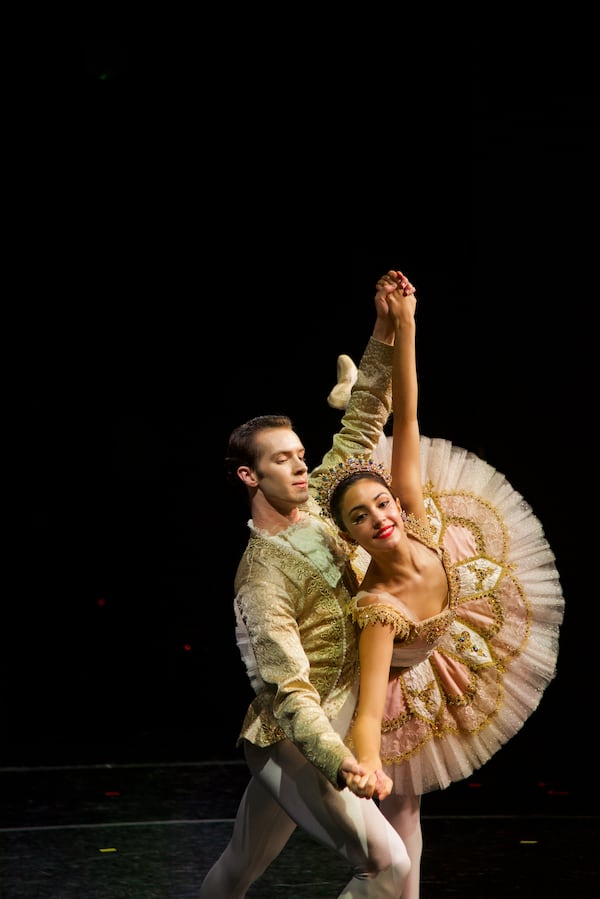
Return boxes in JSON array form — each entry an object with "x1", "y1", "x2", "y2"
[{"x1": 8, "y1": 39, "x2": 598, "y2": 789}]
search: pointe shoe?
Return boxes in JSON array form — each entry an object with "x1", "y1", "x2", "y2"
[{"x1": 327, "y1": 354, "x2": 358, "y2": 410}]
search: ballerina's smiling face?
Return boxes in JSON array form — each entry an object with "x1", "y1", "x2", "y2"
[{"x1": 332, "y1": 473, "x2": 404, "y2": 552}]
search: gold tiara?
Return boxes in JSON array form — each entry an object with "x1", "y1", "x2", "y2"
[{"x1": 316, "y1": 456, "x2": 392, "y2": 515}]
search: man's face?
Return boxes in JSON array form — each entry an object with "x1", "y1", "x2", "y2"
[{"x1": 252, "y1": 427, "x2": 309, "y2": 511}]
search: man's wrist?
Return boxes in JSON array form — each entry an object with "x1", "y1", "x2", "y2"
[{"x1": 371, "y1": 321, "x2": 395, "y2": 346}]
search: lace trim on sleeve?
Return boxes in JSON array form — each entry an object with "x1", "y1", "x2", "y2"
[
  {"x1": 234, "y1": 600, "x2": 265, "y2": 693},
  {"x1": 349, "y1": 601, "x2": 411, "y2": 641}
]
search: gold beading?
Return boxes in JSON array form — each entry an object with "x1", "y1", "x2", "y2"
[{"x1": 317, "y1": 456, "x2": 392, "y2": 516}]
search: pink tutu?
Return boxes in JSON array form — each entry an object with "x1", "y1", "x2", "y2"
[{"x1": 347, "y1": 435, "x2": 564, "y2": 795}]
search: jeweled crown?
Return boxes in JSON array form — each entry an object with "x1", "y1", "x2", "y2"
[{"x1": 316, "y1": 457, "x2": 392, "y2": 516}]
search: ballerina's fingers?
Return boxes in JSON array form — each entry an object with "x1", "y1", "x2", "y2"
[
  {"x1": 395, "y1": 270, "x2": 416, "y2": 296},
  {"x1": 349, "y1": 770, "x2": 378, "y2": 799}
]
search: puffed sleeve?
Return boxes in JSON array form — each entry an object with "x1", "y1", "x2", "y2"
[{"x1": 348, "y1": 597, "x2": 411, "y2": 641}]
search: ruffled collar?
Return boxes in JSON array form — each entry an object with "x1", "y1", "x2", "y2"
[{"x1": 248, "y1": 513, "x2": 350, "y2": 588}]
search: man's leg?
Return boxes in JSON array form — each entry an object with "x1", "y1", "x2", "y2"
[
  {"x1": 199, "y1": 772, "x2": 297, "y2": 898},
  {"x1": 250, "y1": 740, "x2": 410, "y2": 899}
]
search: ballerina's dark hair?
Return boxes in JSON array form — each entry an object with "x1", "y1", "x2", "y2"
[{"x1": 316, "y1": 458, "x2": 392, "y2": 530}]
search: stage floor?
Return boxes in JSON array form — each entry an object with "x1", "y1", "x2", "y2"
[{"x1": 1, "y1": 755, "x2": 598, "y2": 898}]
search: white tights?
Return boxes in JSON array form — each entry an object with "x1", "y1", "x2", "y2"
[
  {"x1": 379, "y1": 793, "x2": 422, "y2": 899},
  {"x1": 199, "y1": 740, "x2": 410, "y2": 898}
]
